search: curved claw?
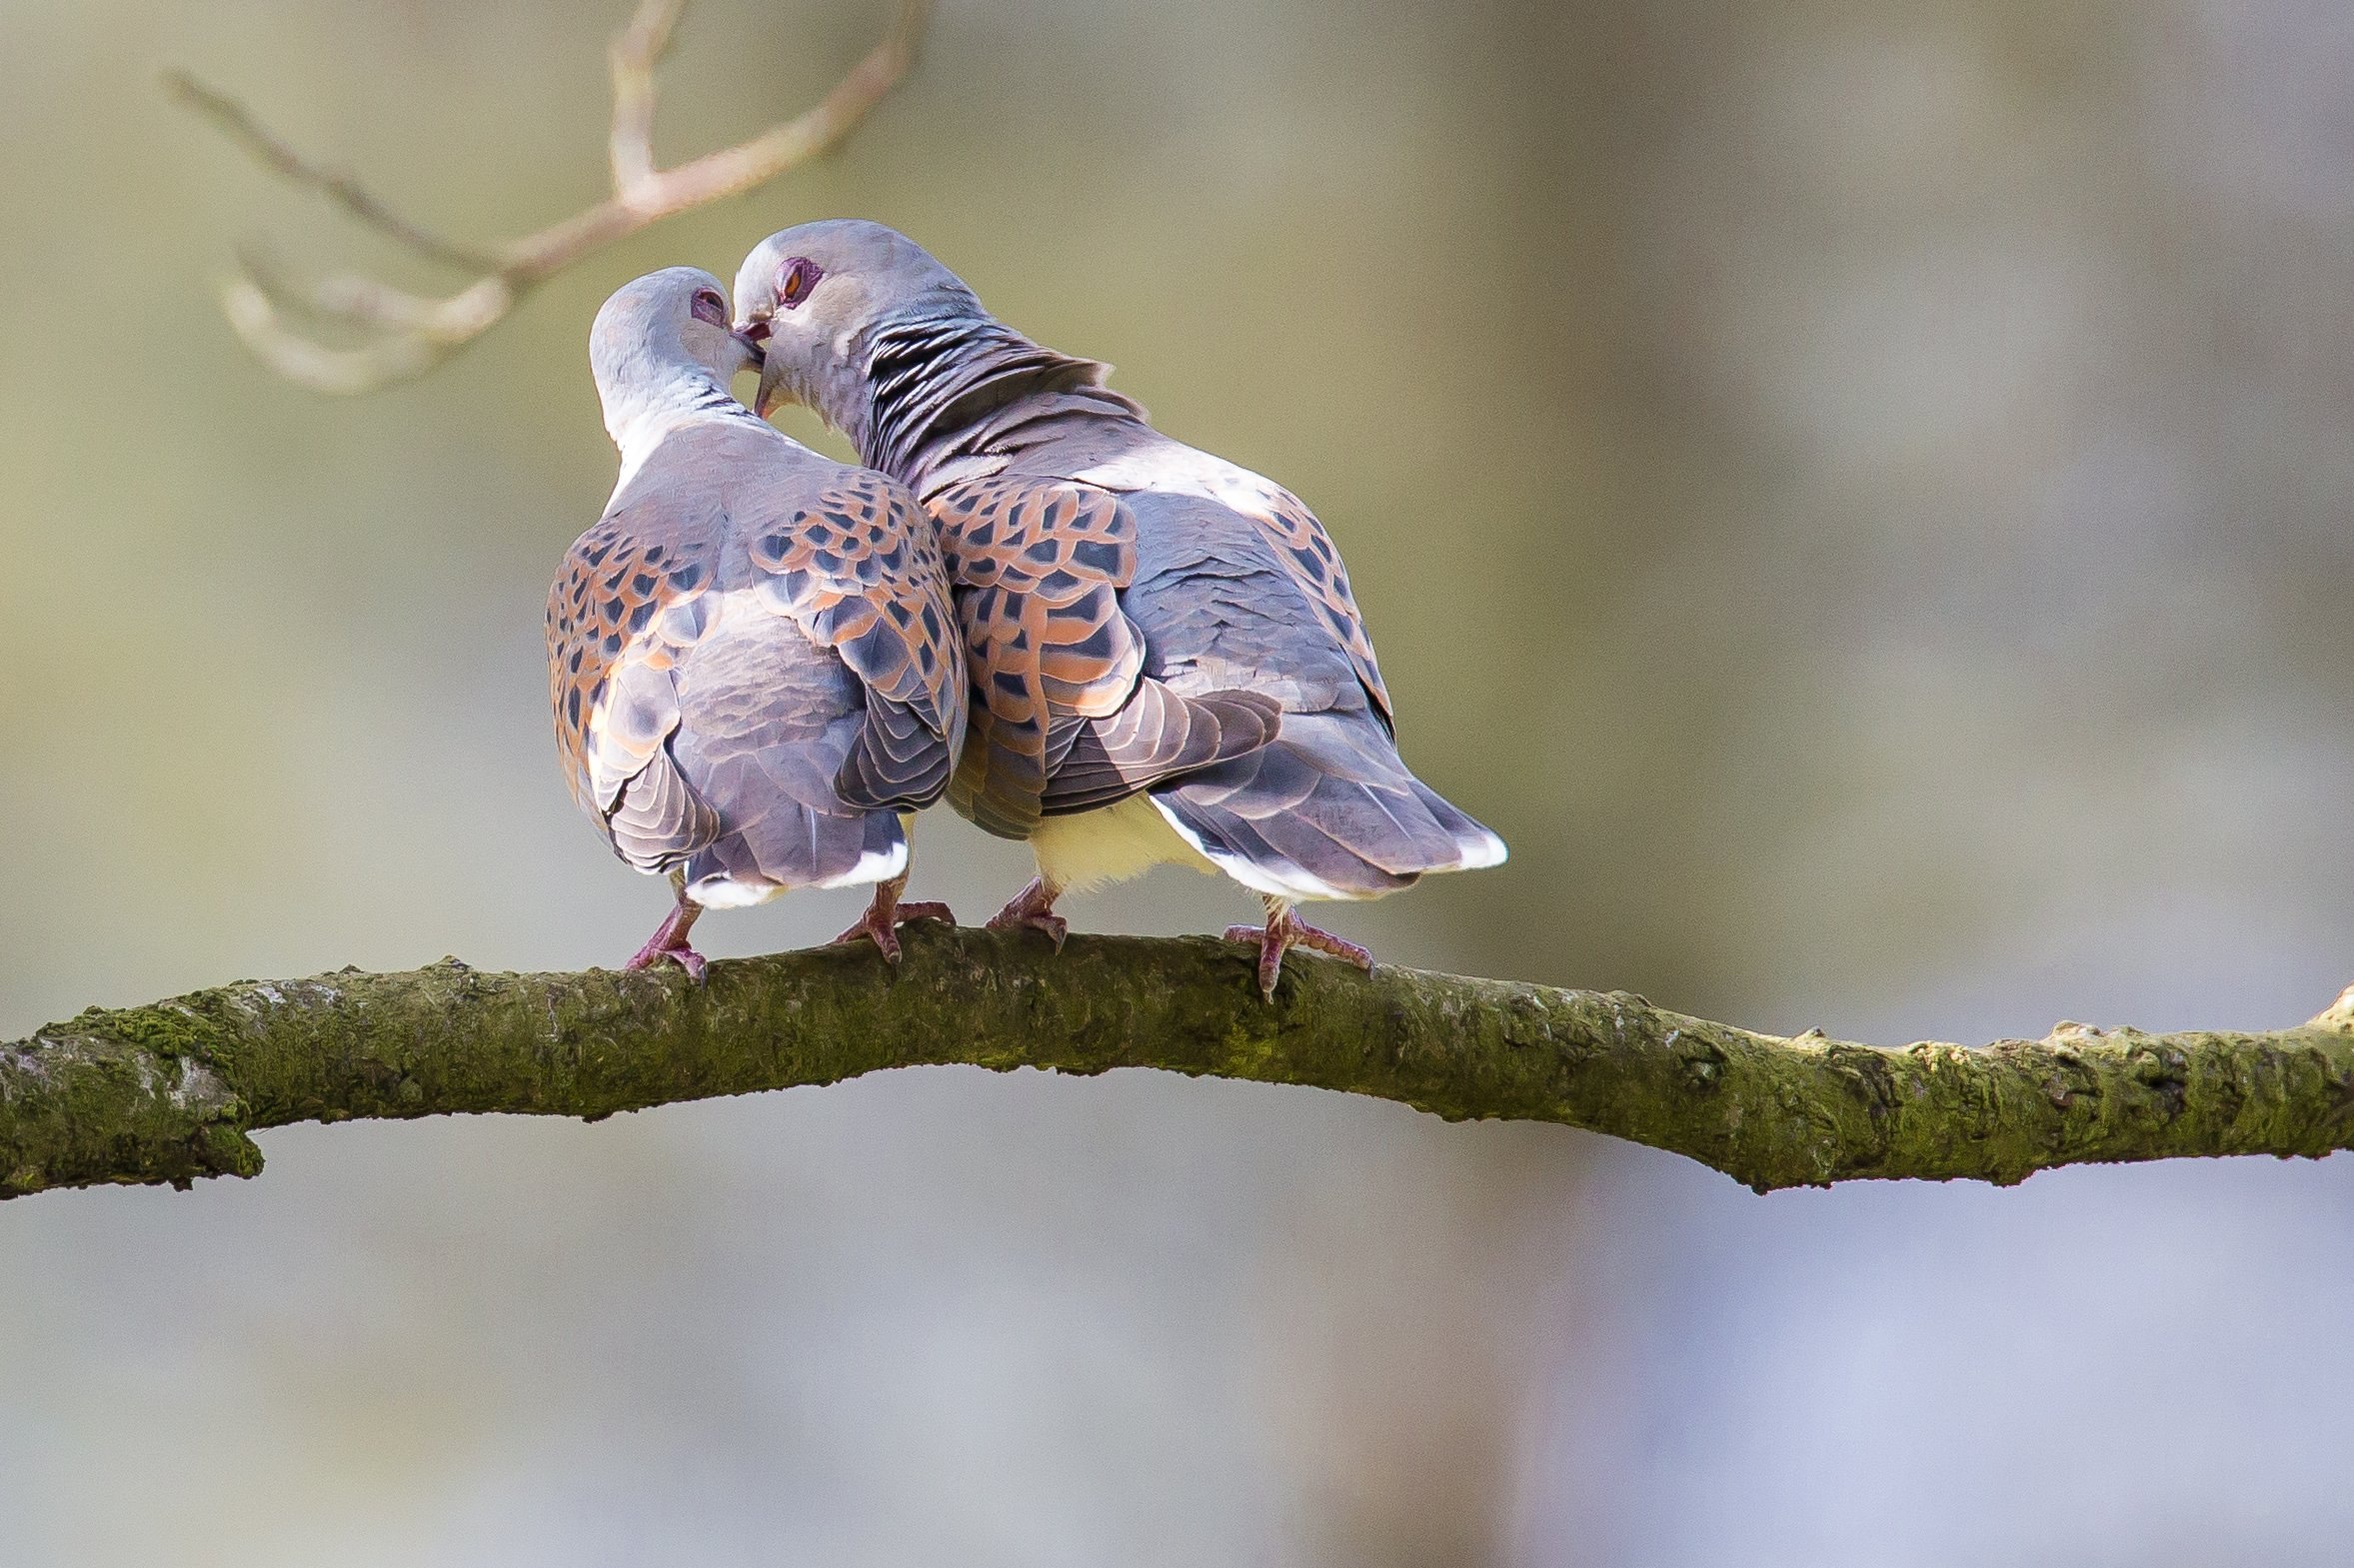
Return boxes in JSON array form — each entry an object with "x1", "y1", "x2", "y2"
[
  {"x1": 989, "y1": 907, "x2": 1069, "y2": 950},
  {"x1": 987, "y1": 876, "x2": 1069, "y2": 950},
  {"x1": 627, "y1": 943, "x2": 709, "y2": 984},
  {"x1": 832, "y1": 880, "x2": 952, "y2": 964},
  {"x1": 626, "y1": 895, "x2": 709, "y2": 985},
  {"x1": 1224, "y1": 905, "x2": 1373, "y2": 1001},
  {"x1": 833, "y1": 911, "x2": 903, "y2": 962}
]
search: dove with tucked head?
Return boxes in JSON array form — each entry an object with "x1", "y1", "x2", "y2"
[
  {"x1": 733, "y1": 222, "x2": 1504, "y2": 997},
  {"x1": 548, "y1": 267, "x2": 967, "y2": 978}
]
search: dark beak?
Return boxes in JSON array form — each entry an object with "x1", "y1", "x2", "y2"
[
  {"x1": 728, "y1": 327, "x2": 763, "y2": 381},
  {"x1": 753, "y1": 342, "x2": 789, "y2": 421},
  {"x1": 734, "y1": 317, "x2": 784, "y2": 419}
]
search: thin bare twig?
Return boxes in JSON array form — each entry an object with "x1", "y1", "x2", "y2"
[
  {"x1": 171, "y1": 0, "x2": 933, "y2": 395},
  {"x1": 610, "y1": 0, "x2": 689, "y2": 195},
  {"x1": 234, "y1": 245, "x2": 448, "y2": 333},
  {"x1": 162, "y1": 70, "x2": 504, "y2": 274}
]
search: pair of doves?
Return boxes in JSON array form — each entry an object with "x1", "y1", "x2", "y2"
[{"x1": 549, "y1": 222, "x2": 1505, "y2": 999}]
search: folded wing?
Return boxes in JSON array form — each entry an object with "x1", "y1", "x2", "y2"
[
  {"x1": 925, "y1": 474, "x2": 1278, "y2": 838},
  {"x1": 547, "y1": 506, "x2": 724, "y2": 871},
  {"x1": 547, "y1": 436, "x2": 967, "y2": 898},
  {"x1": 1113, "y1": 482, "x2": 1504, "y2": 900},
  {"x1": 743, "y1": 467, "x2": 967, "y2": 812}
]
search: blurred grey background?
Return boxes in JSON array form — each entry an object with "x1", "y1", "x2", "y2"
[{"x1": 5, "y1": 0, "x2": 2354, "y2": 1562}]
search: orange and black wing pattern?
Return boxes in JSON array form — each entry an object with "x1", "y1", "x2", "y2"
[
  {"x1": 923, "y1": 476, "x2": 1147, "y2": 837},
  {"x1": 546, "y1": 507, "x2": 723, "y2": 867},
  {"x1": 745, "y1": 468, "x2": 966, "y2": 808}
]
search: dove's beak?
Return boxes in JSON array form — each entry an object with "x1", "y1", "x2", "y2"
[
  {"x1": 752, "y1": 339, "x2": 789, "y2": 421},
  {"x1": 725, "y1": 327, "x2": 763, "y2": 380},
  {"x1": 734, "y1": 314, "x2": 785, "y2": 418}
]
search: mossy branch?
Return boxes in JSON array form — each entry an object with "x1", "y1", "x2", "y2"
[{"x1": 7, "y1": 929, "x2": 2354, "y2": 1201}]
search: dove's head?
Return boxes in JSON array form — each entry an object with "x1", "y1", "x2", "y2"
[
  {"x1": 733, "y1": 220, "x2": 977, "y2": 426},
  {"x1": 589, "y1": 267, "x2": 759, "y2": 446}
]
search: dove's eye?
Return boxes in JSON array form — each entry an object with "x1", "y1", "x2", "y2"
[
  {"x1": 690, "y1": 289, "x2": 728, "y2": 327},
  {"x1": 777, "y1": 258, "x2": 824, "y2": 310}
]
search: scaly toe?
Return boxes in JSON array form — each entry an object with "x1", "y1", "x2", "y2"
[
  {"x1": 992, "y1": 908, "x2": 1069, "y2": 949},
  {"x1": 1220, "y1": 923, "x2": 1287, "y2": 1000},
  {"x1": 1296, "y1": 928, "x2": 1374, "y2": 971},
  {"x1": 1257, "y1": 946, "x2": 1285, "y2": 1002},
  {"x1": 832, "y1": 915, "x2": 904, "y2": 962},
  {"x1": 626, "y1": 944, "x2": 708, "y2": 985},
  {"x1": 897, "y1": 901, "x2": 957, "y2": 925}
]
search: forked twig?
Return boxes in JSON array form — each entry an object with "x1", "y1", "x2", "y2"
[{"x1": 171, "y1": 0, "x2": 933, "y2": 395}]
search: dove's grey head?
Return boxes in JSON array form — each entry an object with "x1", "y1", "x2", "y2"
[
  {"x1": 589, "y1": 267, "x2": 759, "y2": 456},
  {"x1": 734, "y1": 220, "x2": 1128, "y2": 485},
  {"x1": 733, "y1": 221, "x2": 977, "y2": 429}
]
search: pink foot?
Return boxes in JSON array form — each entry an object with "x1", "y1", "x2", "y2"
[
  {"x1": 626, "y1": 898, "x2": 708, "y2": 983},
  {"x1": 985, "y1": 876, "x2": 1069, "y2": 950},
  {"x1": 1224, "y1": 905, "x2": 1373, "y2": 1001},
  {"x1": 833, "y1": 882, "x2": 954, "y2": 964}
]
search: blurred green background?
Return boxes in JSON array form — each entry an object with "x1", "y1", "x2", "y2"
[{"x1": 6, "y1": 0, "x2": 2354, "y2": 1562}]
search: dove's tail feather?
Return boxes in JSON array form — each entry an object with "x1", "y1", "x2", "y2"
[
  {"x1": 1148, "y1": 711, "x2": 1506, "y2": 902},
  {"x1": 676, "y1": 746, "x2": 910, "y2": 906}
]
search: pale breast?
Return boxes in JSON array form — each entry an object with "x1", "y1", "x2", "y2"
[{"x1": 1029, "y1": 793, "x2": 1219, "y2": 894}]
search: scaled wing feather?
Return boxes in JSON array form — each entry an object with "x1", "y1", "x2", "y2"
[
  {"x1": 743, "y1": 468, "x2": 966, "y2": 810},
  {"x1": 546, "y1": 506, "x2": 724, "y2": 870},
  {"x1": 926, "y1": 475, "x2": 1279, "y2": 838}
]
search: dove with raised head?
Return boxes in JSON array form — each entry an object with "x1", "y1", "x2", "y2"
[
  {"x1": 732, "y1": 222, "x2": 1503, "y2": 997},
  {"x1": 548, "y1": 267, "x2": 967, "y2": 978}
]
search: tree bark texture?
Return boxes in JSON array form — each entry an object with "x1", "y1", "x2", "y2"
[{"x1": 7, "y1": 929, "x2": 2353, "y2": 1200}]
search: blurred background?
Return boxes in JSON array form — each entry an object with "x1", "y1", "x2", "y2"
[{"x1": 5, "y1": 0, "x2": 2354, "y2": 1561}]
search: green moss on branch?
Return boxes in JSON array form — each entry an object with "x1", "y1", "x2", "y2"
[{"x1": 7, "y1": 930, "x2": 2353, "y2": 1199}]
